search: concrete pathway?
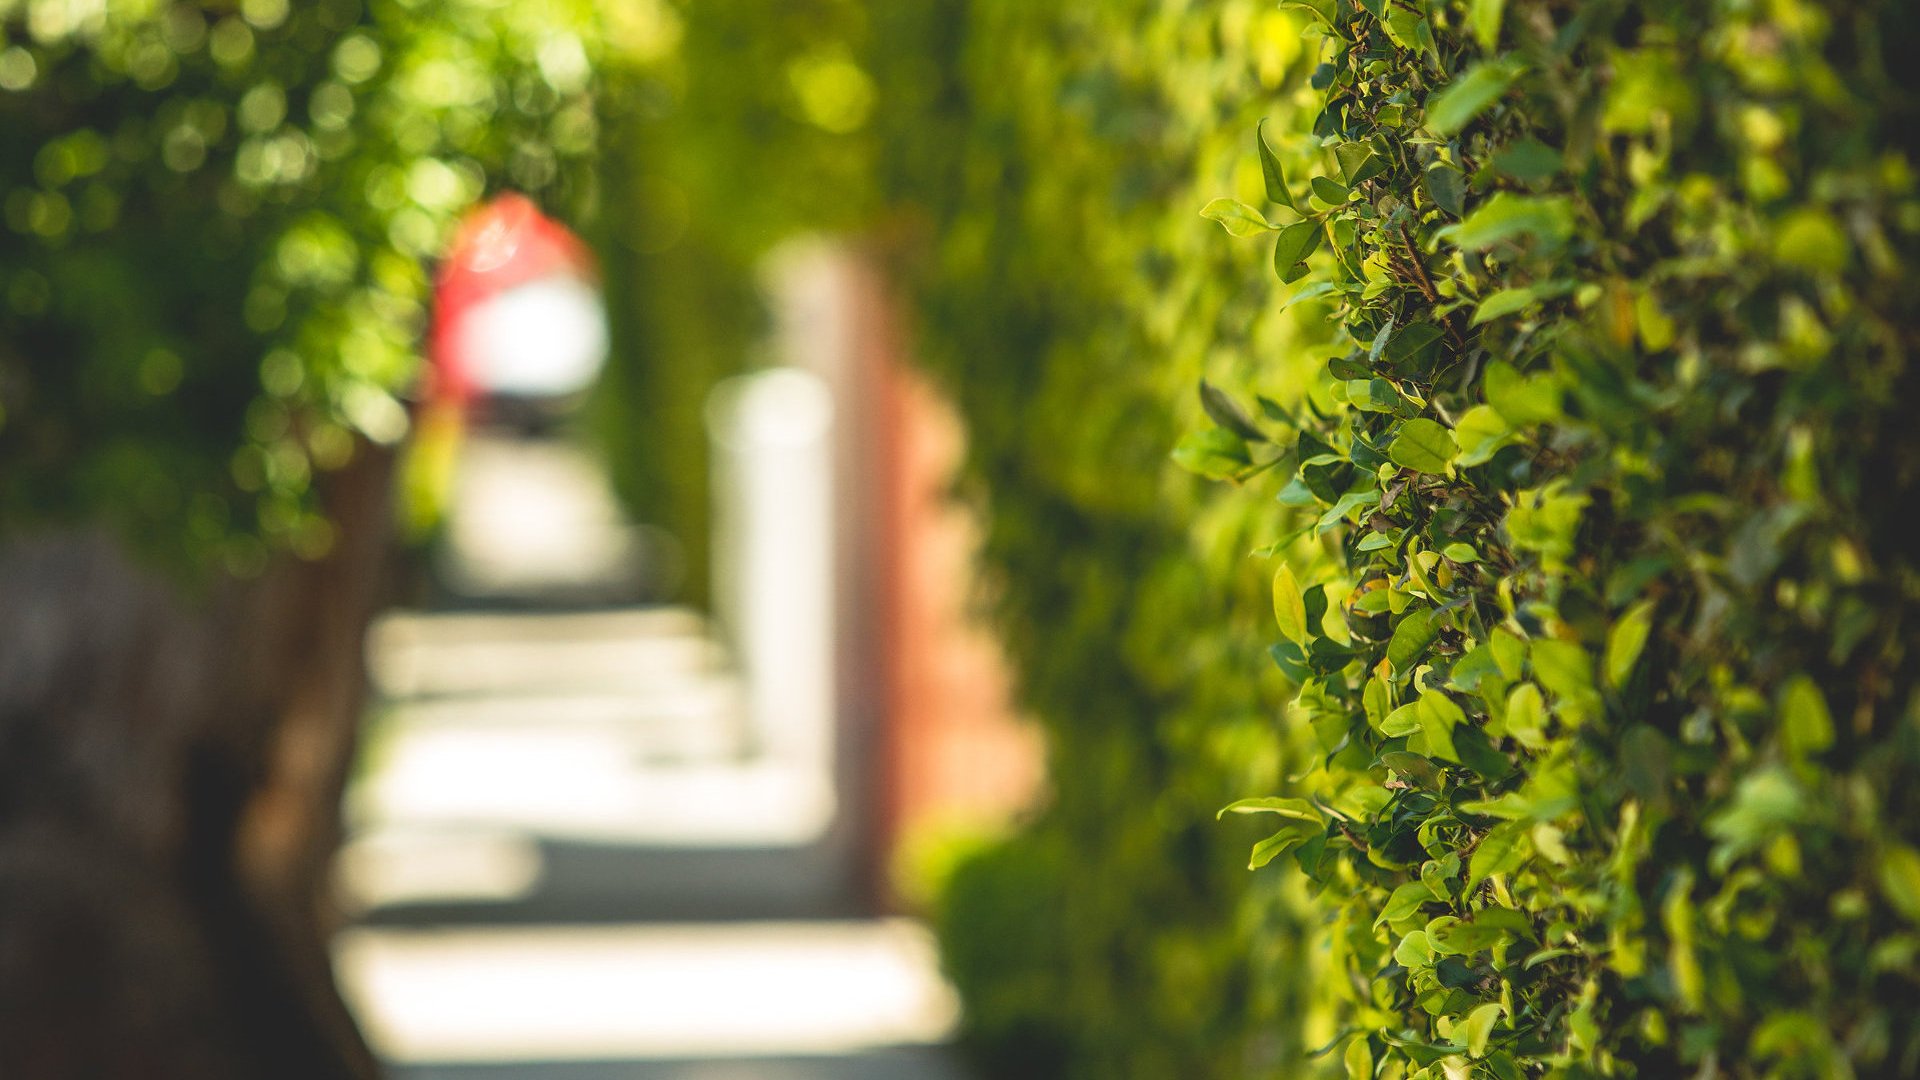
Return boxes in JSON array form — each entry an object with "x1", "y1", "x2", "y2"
[{"x1": 332, "y1": 434, "x2": 967, "y2": 1080}]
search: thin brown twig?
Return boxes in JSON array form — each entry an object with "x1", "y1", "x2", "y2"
[{"x1": 1398, "y1": 223, "x2": 1470, "y2": 353}]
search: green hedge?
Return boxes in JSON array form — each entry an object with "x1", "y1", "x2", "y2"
[
  {"x1": 1, "y1": 0, "x2": 601, "y2": 566},
  {"x1": 1185, "y1": 0, "x2": 1920, "y2": 1076},
  {"x1": 864, "y1": 4, "x2": 1337, "y2": 1075},
  {"x1": 855, "y1": 0, "x2": 1920, "y2": 1075}
]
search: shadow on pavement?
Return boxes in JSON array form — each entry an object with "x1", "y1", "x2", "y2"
[{"x1": 355, "y1": 838, "x2": 863, "y2": 928}]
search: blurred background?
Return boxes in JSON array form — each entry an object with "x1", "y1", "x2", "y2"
[{"x1": 0, "y1": 2, "x2": 1324, "y2": 1078}]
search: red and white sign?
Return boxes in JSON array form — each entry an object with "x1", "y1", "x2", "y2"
[{"x1": 429, "y1": 194, "x2": 608, "y2": 408}]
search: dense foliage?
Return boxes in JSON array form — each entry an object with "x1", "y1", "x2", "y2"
[
  {"x1": 1185, "y1": 0, "x2": 1920, "y2": 1075},
  {"x1": 863, "y1": 4, "x2": 1332, "y2": 1075},
  {"x1": 0, "y1": 0, "x2": 600, "y2": 567},
  {"x1": 14, "y1": 1, "x2": 1919, "y2": 1076}
]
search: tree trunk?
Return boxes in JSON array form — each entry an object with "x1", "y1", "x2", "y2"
[{"x1": 0, "y1": 446, "x2": 392, "y2": 1080}]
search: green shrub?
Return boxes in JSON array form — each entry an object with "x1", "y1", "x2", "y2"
[
  {"x1": 0, "y1": 0, "x2": 601, "y2": 565},
  {"x1": 1188, "y1": 0, "x2": 1920, "y2": 1075},
  {"x1": 866, "y1": 3, "x2": 1336, "y2": 1075}
]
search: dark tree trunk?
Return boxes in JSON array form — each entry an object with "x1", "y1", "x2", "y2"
[{"x1": 0, "y1": 446, "x2": 393, "y2": 1080}]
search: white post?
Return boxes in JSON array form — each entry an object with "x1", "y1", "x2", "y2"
[{"x1": 706, "y1": 368, "x2": 838, "y2": 773}]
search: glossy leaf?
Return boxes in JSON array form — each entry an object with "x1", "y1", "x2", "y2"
[
  {"x1": 1201, "y1": 197, "x2": 1275, "y2": 237},
  {"x1": 1272, "y1": 220, "x2": 1323, "y2": 277},
  {"x1": 1603, "y1": 600, "x2": 1655, "y2": 688},
  {"x1": 1273, "y1": 562, "x2": 1309, "y2": 644},
  {"x1": 1779, "y1": 675, "x2": 1834, "y2": 758},
  {"x1": 1426, "y1": 58, "x2": 1524, "y2": 135},
  {"x1": 1389, "y1": 418, "x2": 1457, "y2": 474},
  {"x1": 1387, "y1": 608, "x2": 1439, "y2": 675},
  {"x1": 1434, "y1": 193, "x2": 1574, "y2": 251},
  {"x1": 1257, "y1": 119, "x2": 1298, "y2": 209},
  {"x1": 1171, "y1": 428, "x2": 1252, "y2": 479},
  {"x1": 1200, "y1": 380, "x2": 1268, "y2": 443}
]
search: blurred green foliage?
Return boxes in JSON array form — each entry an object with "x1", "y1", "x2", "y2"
[
  {"x1": 607, "y1": 3, "x2": 1361, "y2": 1070},
  {"x1": 1185, "y1": 0, "x2": 1920, "y2": 1076},
  {"x1": 587, "y1": 0, "x2": 873, "y2": 602},
  {"x1": 14, "y1": 0, "x2": 1920, "y2": 1075},
  {"x1": 0, "y1": 0, "x2": 600, "y2": 570},
  {"x1": 861, "y1": 4, "x2": 1340, "y2": 1075}
]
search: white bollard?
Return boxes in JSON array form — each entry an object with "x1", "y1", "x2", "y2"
[{"x1": 706, "y1": 368, "x2": 838, "y2": 774}]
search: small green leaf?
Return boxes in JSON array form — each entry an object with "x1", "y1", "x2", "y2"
[
  {"x1": 1200, "y1": 380, "x2": 1268, "y2": 442},
  {"x1": 1281, "y1": 280, "x2": 1337, "y2": 310},
  {"x1": 1317, "y1": 489, "x2": 1381, "y2": 534},
  {"x1": 1382, "y1": 8, "x2": 1429, "y2": 58},
  {"x1": 1492, "y1": 138, "x2": 1562, "y2": 183},
  {"x1": 1272, "y1": 220, "x2": 1323, "y2": 277},
  {"x1": 1490, "y1": 630, "x2": 1528, "y2": 679},
  {"x1": 1880, "y1": 845, "x2": 1920, "y2": 925},
  {"x1": 1532, "y1": 639, "x2": 1598, "y2": 726},
  {"x1": 1663, "y1": 871, "x2": 1705, "y2": 1010},
  {"x1": 1357, "y1": 530, "x2": 1396, "y2": 552},
  {"x1": 1387, "y1": 608, "x2": 1439, "y2": 675},
  {"x1": 1441, "y1": 542, "x2": 1480, "y2": 564},
  {"x1": 1171, "y1": 428, "x2": 1252, "y2": 479},
  {"x1": 1218, "y1": 795, "x2": 1321, "y2": 821},
  {"x1": 1273, "y1": 562, "x2": 1309, "y2": 644},
  {"x1": 1201, "y1": 197, "x2": 1276, "y2": 237},
  {"x1": 1393, "y1": 930, "x2": 1435, "y2": 969},
  {"x1": 1389, "y1": 418, "x2": 1457, "y2": 474},
  {"x1": 1453, "y1": 724, "x2": 1513, "y2": 781},
  {"x1": 1706, "y1": 767, "x2": 1808, "y2": 862},
  {"x1": 1303, "y1": 582, "x2": 1329, "y2": 627},
  {"x1": 1335, "y1": 141, "x2": 1384, "y2": 186},
  {"x1": 1483, "y1": 362, "x2": 1563, "y2": 427},
  {"x1": 1433, "y1": 913, "x2": 1523, "y2": 955},
  {"x1": 1379, "y1": 702, "x2": 1423, "y2": 737},
  {"x1": 1310, "y1": 175, "x2": 1349, "y2": 205},
  {"x1": 1773, "y1": 208, "x2": 1849, "y2": 273},
  {"x1": 1417, "y1": 689, "x2": 1464, "y2": 763},
  {"x1": 1450, "y1": 645, "x2": 1502, "y2": 691},
  {"x1": 1346, "y1": 377, "x2": 1397, "y2": 413},
  {"x1": 1382, "y1": 323, "x2": 1445, "y2": 368},
  {"x1": 1380, "y1": 750, "x2": 1442, "y2": 788},
  {"x1": 1280, "y1": 0, "x2": 1339, "y2": 25},
  {"x1": 1368, "y1": 316, "x2": 1397, "y2": 365},
  {"x1": 1269, "y1": 641, "x2": 1311, "y2": 683},
  {"x1": 1249, "y1": 820, "x2": 1319, "y2": 869},
  {"x1": 1779, "y1": 675, "x2": 1835, "y2": 758},
  {"x1": 1425, "y1": 165, "x2": 1466, "y2": 217},
  {"x1": 1426, "y1": 58, "x2": 1524, "y2": 135},
  {"x1": 1471, "y1": 287, "x2": 1538, "y2": 325},
  {"x1": 1364, "y1": 676, "x2": 1391, "y2": 727},
  {"x1": 1453, "y1": 405, "x2": 1513, "y2": 467},
  {"x1": 1465, "y1": 1003, "x2": 1505, "y2": 1058},
  {"x1": 1604, "y1": 600, "x2": 1656, "y2": 688},
  {"x1": 1469, "y1": 821, "x2": 1529, "y2": 887},
  {"x1": 1504, "y1": 683, "x2": 1547, "y2": 748},
  {"x1": 1376, "y1": 881, "x2": 1436, "y2": 927},
  {"x1": 1344, "y1": 1037, "x2": 1374, "y2": 1080},
  {"x1": 1469, "y1": 0, "x2": 1505, "y2": 50},
  {"x1": 1256, "y1": 119, "x2": 1297, "y2": 209},
  {"x1": 1435, "y1": 193, "x2": 1575, "y2": 251}
]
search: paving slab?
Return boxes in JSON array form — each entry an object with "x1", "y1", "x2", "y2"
[{"x1": 337, "y1": 922, "x2": 961, "y2": 1068}]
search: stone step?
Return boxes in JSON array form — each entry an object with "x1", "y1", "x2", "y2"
[
  {"x1": 373, "y1": 685, "x2": 747, "y2": 766},
  {"x1": 347, "y1": 750, "x2": 836, "y2": 849},
  {"x1": 333, "y1": 921, "x2": 960, "y2": 1066},
  {"x1": 370, "y1": 609, "x2": 729, "y2": 700}
]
